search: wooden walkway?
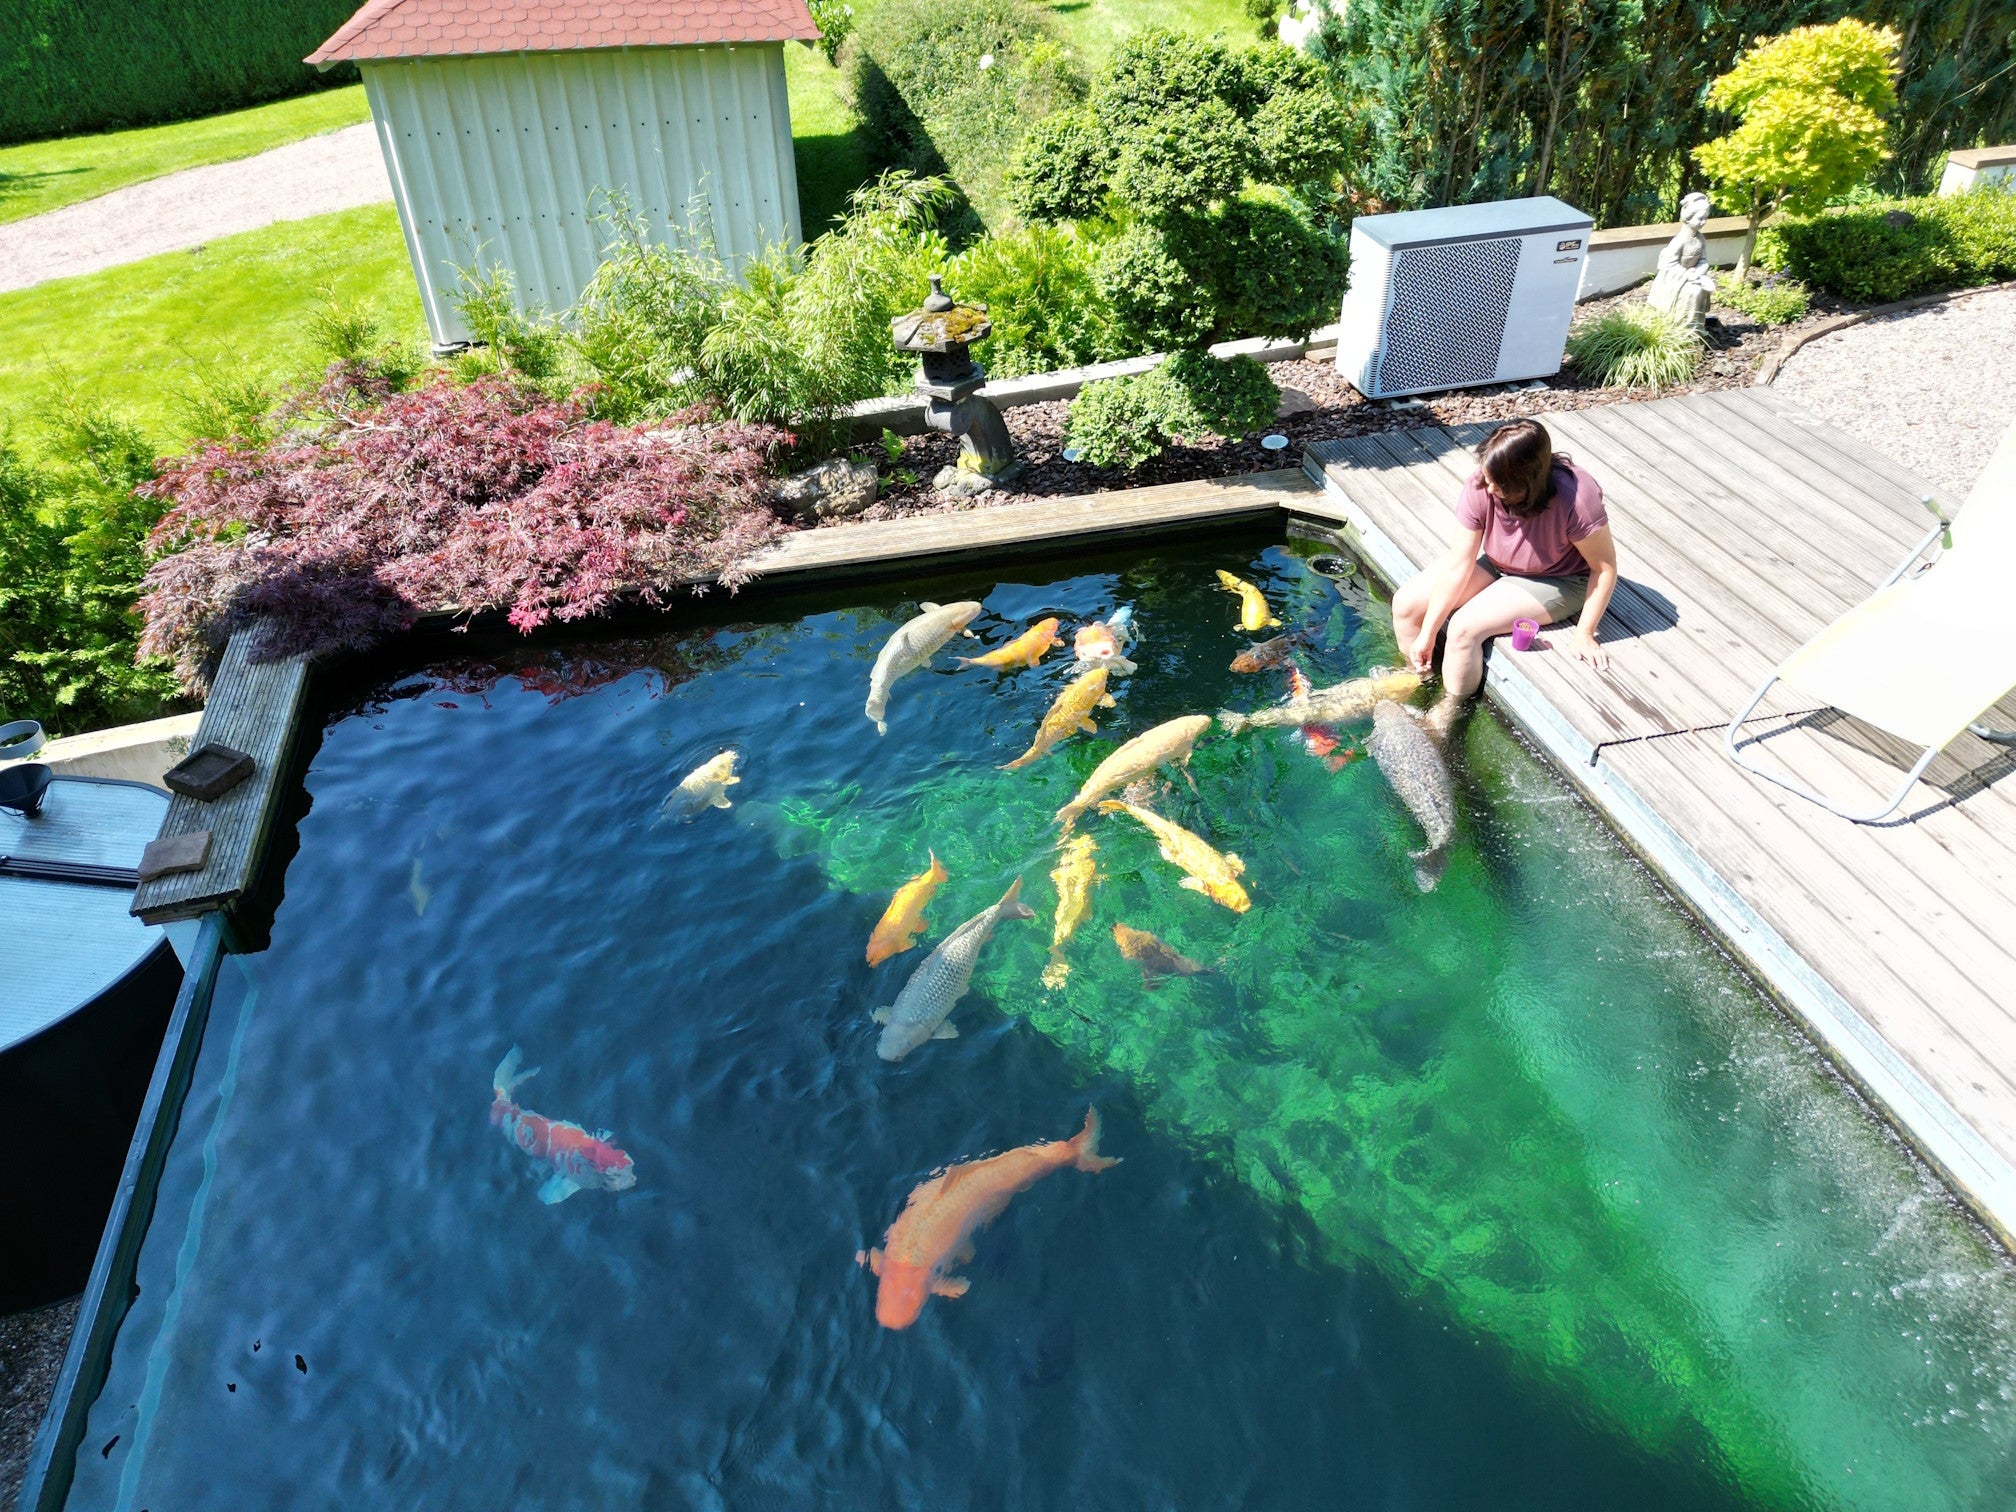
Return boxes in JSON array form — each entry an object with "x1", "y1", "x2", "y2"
[{"x1": 1302, "y1": 388, "x2": 2016, "y2": 1245}]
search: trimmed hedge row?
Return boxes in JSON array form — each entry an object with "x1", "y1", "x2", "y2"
[
  {"x1": 2, "y1": 0, "x2": 360, "y2": 145},
  {"x1": 1760, "y1": 189, "x2": 2016, "y2": 304}
]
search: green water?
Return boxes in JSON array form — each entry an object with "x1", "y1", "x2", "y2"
[{"x1": 772, "y1": 543, "x2": 2016, "y2": 1509}]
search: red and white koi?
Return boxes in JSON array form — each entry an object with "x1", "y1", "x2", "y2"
[
  {"x1": 1071, "y1": 606, "x2": 1137, "y2": 676},
  {"x1": 490, "y1": 1047, "x2": 637, "y2": 1205},
  {"x1": 1284, "y1": 664, "x2": 1353, "y2": 770}
]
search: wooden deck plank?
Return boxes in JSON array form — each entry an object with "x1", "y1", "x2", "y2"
[
  {"x1": 131, "y1": 634, "x2": 310, "y2": 926},
  {"x1": 747, "y1": 469, "x2": 1312, "y2": 581},
  {"x1": 1303, "y1": 390, "x2": 2016, "y2": 1243}
]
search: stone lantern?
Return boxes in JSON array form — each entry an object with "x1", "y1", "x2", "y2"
[{"x1": 891, "y1": 274, "x2": 1020, "y2": 496}]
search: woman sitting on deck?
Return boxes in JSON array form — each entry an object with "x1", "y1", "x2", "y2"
[{"x1": 1392, "y1": 418, "x2": 1619, "y2": 729}]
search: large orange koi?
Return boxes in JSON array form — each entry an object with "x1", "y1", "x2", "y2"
[
  {"x1": 858, "y1": 1108, "x2": 1119, "y2": 1329},
  {"x1": 957, "y1": 618, "x2": 1062, "y2": 671},
  {"x1": 866, "y1": 851, "x2": 948, "y2": 966}
]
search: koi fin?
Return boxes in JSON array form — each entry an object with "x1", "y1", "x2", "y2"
[
  {"x1": 995, "y1": 876, "x2": 1035, "y2": 920},
  {"x1": 1217, "y1": 710, "x2": 1249, "y2": 735},
  {"x1": 875, "y1": 719, "x2": 888, "y2": 737},
  {"x1": 1073, "y1": 1106, "x2": 1121, "y2": 1171},
  {"x1": 1411, "y1": 847, "x2": 1449, "y2": 894},
  {"x1": 711, "y1": 793, "x2": 733, "y2": 809},
  {"x1": 932, "y1": 1276, "x2": 971, "y2": 1299},
  {"x1": 1098, "y1": 694, "x2": 1117, "y2": 708},
  {"x1": 951, "y1": 1238, "x2": 977, "y2": 1266},
  {"x1": 931, "y1": 1022, "x2": 960, "y2": 1040},
  {"x1": 1076, "y1": 718, "x2": 1099, "y2": 733},
  {"x1": 1108, "y1": 657, "x2": 1137, "y2": 675},
  {"x1": 920, "y1": 601, "x2": 940, "y2": 612},
  {"x1": 1178, "y1": 876, "x2": 1206, "y2": 893},
  {"x1": 1224, "y1": 853, "x2": 1246, "y2": 875},
  {"x1": 537, "y1": 1173, "x2": 583, "y2": 1205},
  {"x1": 871, "y1": 1007, "x2": 891, "y2": 1025},
  {"x1": 859, "y1": 1247, "x2": 884, "y2": 1275}
]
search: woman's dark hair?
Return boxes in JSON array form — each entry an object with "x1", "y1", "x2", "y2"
[{"x1": 1477, "y1": 420, "x2": 1555, "y2": 518}]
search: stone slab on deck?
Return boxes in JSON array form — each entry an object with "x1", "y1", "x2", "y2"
[{"x1": 1303, "y1": 389, "x2": 2016, "y2": 1245}]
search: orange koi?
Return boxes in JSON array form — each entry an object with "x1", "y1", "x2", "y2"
[
  {"x1": 866, "y1": 851, "x2": 948, "y2": 966},
  {"x1": 957, "y1": 618, "x2": 1062, "y2": 671},
  {"x1": 490, "y1": 1048, "x2": 636, "y2": 1205},
  {"x1": 857, "y1": 1108, "x2": 1119, "y2": 1329}
]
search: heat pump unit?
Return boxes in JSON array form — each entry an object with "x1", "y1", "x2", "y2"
[{"x1": 1335, "y1": 196, "x2": 1592, "y2": 400}]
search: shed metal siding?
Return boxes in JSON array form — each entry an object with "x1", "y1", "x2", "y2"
[{"x1": 363, "y1": 44, "x2": 801, "y2": 347}]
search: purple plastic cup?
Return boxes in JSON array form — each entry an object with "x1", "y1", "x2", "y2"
[{"x1": 1511, "y1": 618, "x2": 1538, "y2": 652}]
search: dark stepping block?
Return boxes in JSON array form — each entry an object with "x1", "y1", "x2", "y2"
[{"x1": 164, "y1": 742, "x2": 255, "y2": 801}]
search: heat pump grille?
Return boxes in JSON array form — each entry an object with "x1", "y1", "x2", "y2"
[{"x1": 1376, "y1": 238, "x2": 1521, "y2": 394}]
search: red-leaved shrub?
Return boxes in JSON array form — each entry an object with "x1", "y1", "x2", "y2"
[{"x1": 136, "y1": 377, "x2": 789, "y2": 692}]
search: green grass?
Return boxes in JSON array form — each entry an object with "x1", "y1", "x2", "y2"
[
  {"x1": 1038, "y1": 0, "x2": 1259, "y2": 64},
  {"x1": 0, "y1": 85, "x2": 371, "y2": 226},
  {"x1": 0, "y1": 203, "x2": 423, "y2": 453},
  {"x1": 786, "y1": 43, "x2": 873, "y2": 236}
]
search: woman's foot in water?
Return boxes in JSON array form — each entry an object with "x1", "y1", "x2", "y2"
[{"x1": 1422, "y1": 692, "x2": 1467, "y2": 746}]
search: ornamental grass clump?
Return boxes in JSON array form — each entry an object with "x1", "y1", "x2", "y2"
[
  {"x1": 135, "y1": 377, "x2": 789, "y2": 693},
  {"x1": 1715, "y1": 271, "x2": 1810, "y2": 326},
  {"x1": 1566, "y1": 306, "x2": 1704, "y2": 391}
]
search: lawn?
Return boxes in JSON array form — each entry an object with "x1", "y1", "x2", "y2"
[
  {"x1": 0, "y1": 203, "x2": 424, "y2": 452},
  {"x1": 2, "y1": 6, "x2": 1267, "y2": 454},
  {"x1": 0, "y1": 85, "x2": 371, "y2": 226}
]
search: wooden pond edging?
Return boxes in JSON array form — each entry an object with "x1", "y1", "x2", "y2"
[{"x1": 1300, "y1": 393, "x2": 2016, "y2": 1252}]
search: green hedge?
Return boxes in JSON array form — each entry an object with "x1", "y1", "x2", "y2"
[
  {"x1": 1, "y1": 0, "x2": 361, "y2": 145},
  {"x1": 1759, "y1": 190, "x2": 2016, "y2": 304},
  {"x1": 842, "y1": 0, "x2": 1084, "y2": 231}
]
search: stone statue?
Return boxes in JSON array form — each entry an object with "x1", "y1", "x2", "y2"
[{"x1": 1645, "y1": 192, "x2": 1718, "y2": 332}]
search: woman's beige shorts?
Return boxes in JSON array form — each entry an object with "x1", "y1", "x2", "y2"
[{"x1": 1478, "y1": 556, "x2": 1589, "y2": 621}]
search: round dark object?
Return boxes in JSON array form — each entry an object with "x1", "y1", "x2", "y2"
[
  {"x1": 0, "y1": 761, "x2": 53, "y2": 816},
  {"x1": 1308, "y1": 554, "x2": 1359, "y2": 580},
  {"x1": 1883, "y1": 209, "x2": 1917, "y2": 229}
]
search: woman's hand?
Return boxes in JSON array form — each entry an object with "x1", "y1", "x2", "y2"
[
  {"x1": 1407, "y1": 627, "x2": 1438, "y2": 673},
  {"x1": 1568, "y1": 627, "x2": 1609, "y2": 671}
]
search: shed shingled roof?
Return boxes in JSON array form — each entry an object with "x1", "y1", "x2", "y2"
[{"x1": 307, "y1": 0, "x2": 820, "y2": 67}]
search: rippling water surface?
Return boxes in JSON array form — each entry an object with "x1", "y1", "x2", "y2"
[{"x1": 74, "y1": 539, "x2": 2016, "y2": 1509}]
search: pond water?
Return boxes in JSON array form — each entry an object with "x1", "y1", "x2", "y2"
[{"x1": 71, "y1": 537, "x2": 2016, "y2": 1509}]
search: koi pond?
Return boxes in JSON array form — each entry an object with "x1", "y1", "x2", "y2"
[{"x1": 67, "y1": 535, "x2": 2016, "y2": 1509}]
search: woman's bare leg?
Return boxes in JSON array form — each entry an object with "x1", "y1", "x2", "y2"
[
  {"x1": 1438, "y1": 578, "x2": 1556, "y2": 701},
  {"x1": 1392, "y1": 559, "x2": 1494, "y2": 670}
]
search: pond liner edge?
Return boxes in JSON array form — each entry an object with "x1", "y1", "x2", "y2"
[{"x1": 17, "y1": 911, "x2": 231, "y2": 1512}]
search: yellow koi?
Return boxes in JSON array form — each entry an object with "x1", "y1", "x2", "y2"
[
  {"x1": 1096, "y1": 799, "x2": 1250, "y2": 913},
  {"x1": 866, "y1": 852, "x2": 949, "y2": 966},
  {"x1": 957, "y1": 618, "x2": 1062, "y2": 671},
  {"x1": 1042, "y1": 834, "x2": 1100, "y2": 989},
  {"x1": 1055, "y1": 714, "x2": 1212, "y2": 832},
  {"x1": 1002, "y1": 667, "x2": 1116, "y2": 770},
  {"x1": 1216, "y1": 570, "x2": 1281, "y2": 632}
]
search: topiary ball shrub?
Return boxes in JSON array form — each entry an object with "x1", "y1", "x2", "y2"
[
  {"x1": 1566, "y1": 306, "x2": 1704, "y2": 390},
  {"x1": 1715, "y1": 271, "x2": 1810, "y2": 326},
  {"x1": 945, "y1": 223, "x2": 1122, "y2": 377},
  {"x1": 1065, "y1": 371, "x2": 1164, "y2": 468},
  {"x1": 1756, "y1": 199, "x2": 1959, "y2": 303},
  {"x1": 1064, "y1": 352, "x2": 1282, "y2": 467},
  {"x1": 1151, "y1": 352, "x2": 1281, "y2": 439},
  {"x1": 1005, "y1": 107, "x2": 1109, "y2": 223}
]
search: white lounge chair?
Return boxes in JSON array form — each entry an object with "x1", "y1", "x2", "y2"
[{"x1": 1726, "y1": 421, "x2": 2016, "y2": 822}]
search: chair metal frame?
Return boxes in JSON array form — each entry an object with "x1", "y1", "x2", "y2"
[{"x1": 1726, "y1": 504, "x2": 2016, "y2": 824}]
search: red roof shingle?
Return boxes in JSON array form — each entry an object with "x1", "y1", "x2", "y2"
[{"x1": 308, "y1": 0, "x2": 820, "y2": 66}]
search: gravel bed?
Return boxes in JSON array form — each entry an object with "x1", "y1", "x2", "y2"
[
  {"x1": 1, "y1": 1298, "x2": 77, "y2": 1510},
  {"x1": 847, "y1": 287, "x2": 1851, "y2": 521},
  {"x1": 1771, "y1": 285, "x2": 2016, "y2": 497}
]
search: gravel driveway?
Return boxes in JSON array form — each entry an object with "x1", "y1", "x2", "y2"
[
  {"x1": 1772, "y1": 286, "x2": 2016, "y2": 497},
  {"x1": 0, "y1": 123, "x2": 391, "y2": 294}
]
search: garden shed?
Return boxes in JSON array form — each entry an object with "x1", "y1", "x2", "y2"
[{"x1": 308, "y1": 0, "x2": 819, "y2": 349}]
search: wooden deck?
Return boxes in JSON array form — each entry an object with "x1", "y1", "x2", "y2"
[
  {"x1": 1302, "y1": 388, "x2": 2016, "y2": 1246},
  {"x1": 130, "y1": 634, "x2": 309, "y2": 928}
]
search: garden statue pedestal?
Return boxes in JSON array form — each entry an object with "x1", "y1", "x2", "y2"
[
  {"x1": 1645, "y1": 191, "x2": 1719, "y2": 332},
  {"x1": 892, "y1": 274, "x2": 1020, "y2": 498}
]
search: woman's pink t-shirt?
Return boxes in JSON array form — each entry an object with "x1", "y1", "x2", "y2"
[{"x1": 1455, "y1": 458, "x2": 1608, "y2": 578}]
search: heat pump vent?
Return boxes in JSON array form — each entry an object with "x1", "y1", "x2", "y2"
[
  {"x1": 1376, "y1": 239, "x2": 1520, "y2": 395},
  {"x1": 1334, "y1": 197, "x2": 1591, "y2": 400}
]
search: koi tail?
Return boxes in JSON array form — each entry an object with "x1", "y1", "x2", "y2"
[
  {"x1": 493, "y1": 1045, "x2": 539, "y2": 1100},
  {"x1": 1216, "y1": 710, "x2": 1249, "y2": 735},
  {"x1": 996, "y1": 876, "x2": 1036, "y2": 921},
  {"x1": 1073, "y1": 1107, "x2": 1121, "y2": 1171}
]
